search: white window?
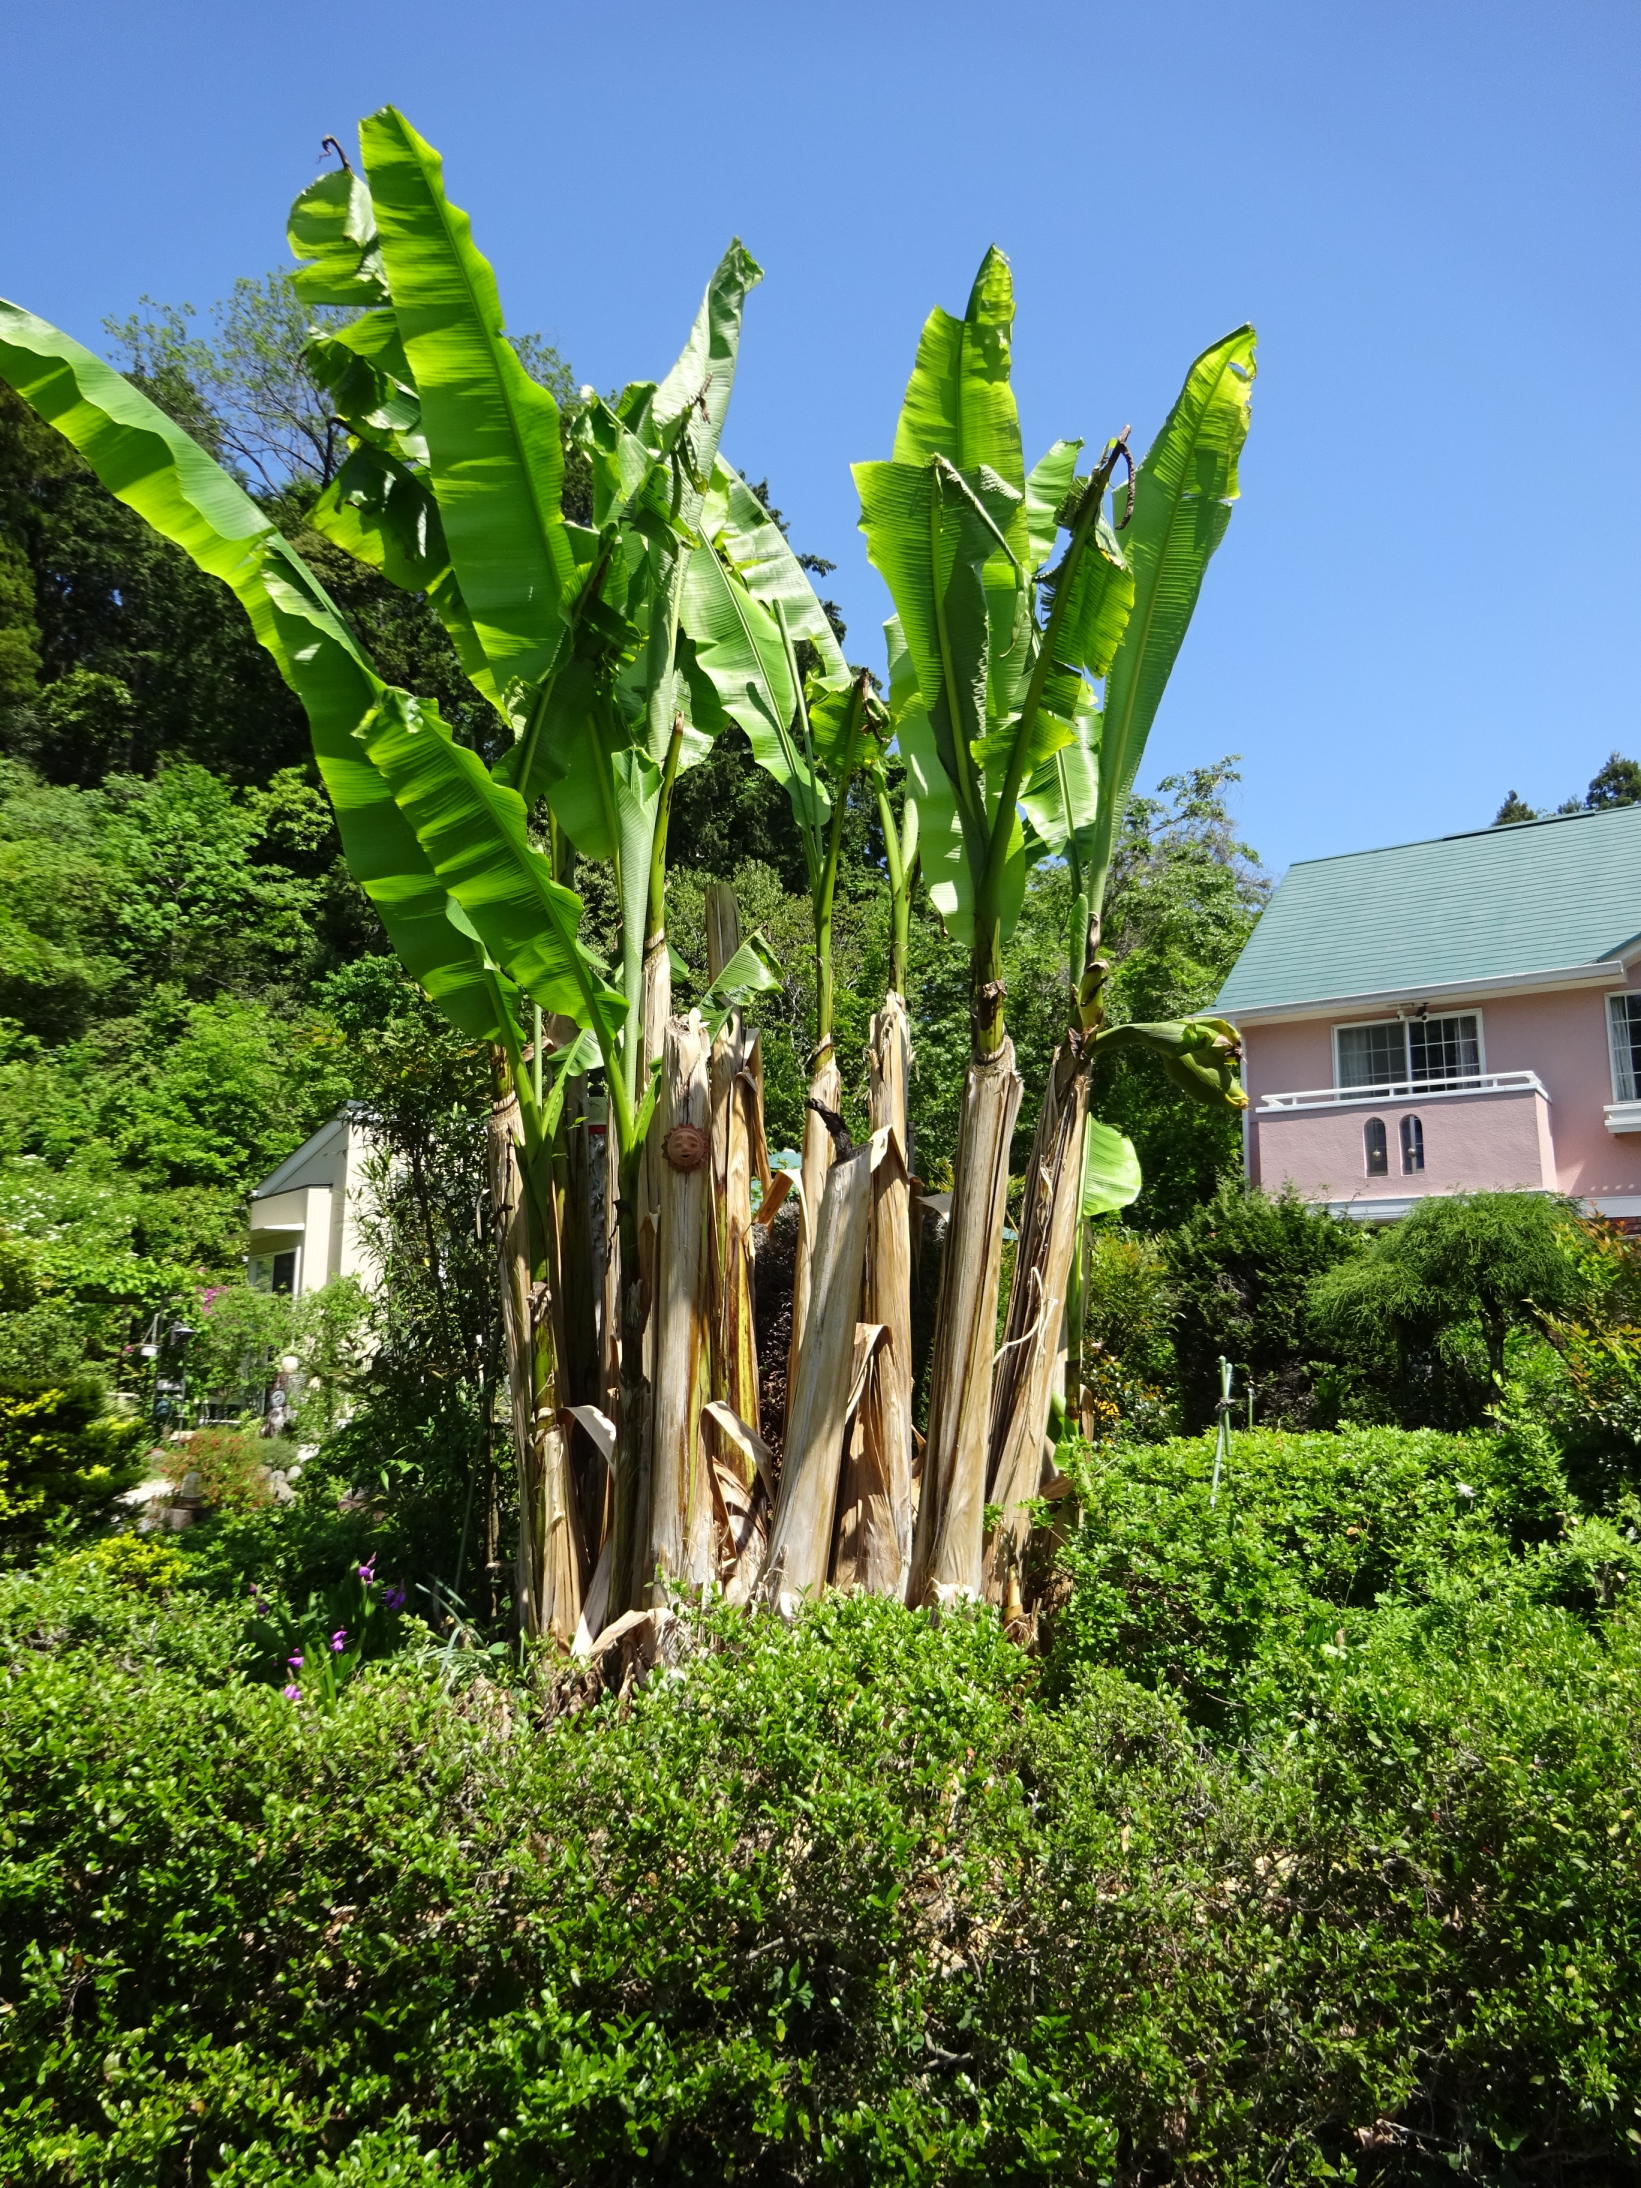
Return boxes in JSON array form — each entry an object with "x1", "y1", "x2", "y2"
[
  {"x1": 1364, "y1": 1117, "x2": 1388, "y2": 1176},
  {"x1": 1609, "y1": 994, "x2": 1641, "y2": 1102},
  {"x1": 1335, "y1": 1012, "x2": 1482, "y2": 1091},
  {"x1": 1400, "y1": 1115, "x2": 1425, "y2": 1174}
]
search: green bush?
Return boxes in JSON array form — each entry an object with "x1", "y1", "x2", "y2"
[
  {"x1": 1048, "y1": 1425, "x2": 1521, "y2": 1724},
  {"x1": 160, "y1": 1425, "x2": 274, "y2": 1514},
  {"x1": 1164, "y1": 1184, "x2": 1362, "y2": 1432},
  {"x1": 0, "y1": 1374, "x2": 142, "y2": 1541},
  {"x1": 3, "y1": 1513, "x2": 1641, "y2": 2182},
  {"x1": 1077, "y1": 1227, "x2": 1178, "y2": 1445}
]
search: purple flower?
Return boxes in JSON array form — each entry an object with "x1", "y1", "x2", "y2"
[
  {"x1": 330, "y1": 1628, "x2": 347, "y2": 1653},
  {"x1": 286, "y1": 1652, "x2": 304, "y2": 1671},
  {"x1": 384, "y1": 1586, "x2": 406, "y2": 1613},
  {"x1": 281, "y1": 1684, "x2": 301, "y2": 1701},
  {"x1": 357, "y1": 1558, "x2": 376, "y2": 1587}
]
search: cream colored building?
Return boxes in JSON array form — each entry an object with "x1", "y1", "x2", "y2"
[{"x1": 246, "y1": 1105, "x2": 380, "y2": 1298}]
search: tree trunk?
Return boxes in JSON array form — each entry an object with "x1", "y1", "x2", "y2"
[
  {"x1": 835, "y1": 994, "x2": 915, "y2": 1595},
  {"x1": 984, "y1": 1038, "x2": 1090, "y2": 1614},
  {"x1": 908, "y1": 1038, "x2": 1022, "y2": 1604}
]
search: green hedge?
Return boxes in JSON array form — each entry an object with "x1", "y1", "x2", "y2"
[{"x1": 3, "y1": 1428, "x2": 1641, "y2": 2183}]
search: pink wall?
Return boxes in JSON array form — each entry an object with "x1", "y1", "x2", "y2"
[
  {"x1": 1241, "y1": 963, "x2": 1641, "y2": 1205},
  {"x1": 1256, "y1": 1086, "x2": 1553, "y2": 1204}
]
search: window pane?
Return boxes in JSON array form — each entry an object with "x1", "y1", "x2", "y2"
[
  {"x1": 1611, "y1": 995, "x2": 1641, "y2": 1102},
  {"x1": 271, "y1": 1250, "x2": 298, "y2": 1297},
  {"x1": 1364, "y1": 1117, "x2": 1388, "y2": 1175},
  {"x1": 1400, "y1": 1115, "x2": 1425, "y2": 1173},
  {"x1": 1409, "y1": 1012, "x2": 1480, "y2": 1085},
  {"x1": 1337, "y1": 1022, "x2": 1406, "y2": 1088}
]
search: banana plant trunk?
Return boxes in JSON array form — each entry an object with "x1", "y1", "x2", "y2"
[
  {"x1": 907, "y1": 1036, "x2": 1022, "y2": 1604},
  {"x1": 762, "y1": 1141, "x2": 874, "y2": 1615},
  {"x1": 834, "y1": 993, "x2": 914, "y2": 1594},
  {"x1": 790, "y1": 1039, "x2": 840, "y2": 1378},
  {"x1": 486, "y1": 1062, "x2": 585, "y2": 1643},
  {"x1": 704, "y1": 884, "x2": 765, "y2": 1463},
  {"x1": 984, "y1": 1037, "x2": 1091, "y2": 1613},
  {"x1": 645, "y1": 1012, "x2": 716, "y2": 1596}
]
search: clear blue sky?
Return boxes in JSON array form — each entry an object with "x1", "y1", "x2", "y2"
[{"x1": 3, "y1": 0, "x2": 1637, "y2": 877}]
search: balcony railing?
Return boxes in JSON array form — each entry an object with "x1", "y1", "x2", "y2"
[{"x1": 1258, "y1": 1070, "x2": 1549, "y2": 1113}]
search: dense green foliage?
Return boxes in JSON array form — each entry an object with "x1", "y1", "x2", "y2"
[
  {"x1": 1494, "y1": 750, "x2": 1641, "y2": 825},
  {"x1": 4, "y1": 1416, "x2": 1641, "y2": 2183},
  {"x1": 1163, "y1": 1182, "x2": 1364, "y2": 1430}
]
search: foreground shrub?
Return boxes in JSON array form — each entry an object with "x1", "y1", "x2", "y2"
[
  {"x1": 3, "y1": 1555, "x2": 1641, "y2": 2184},
  {"x1": 0, "y1": 1375, "x2": 142, "y2": 1543}
]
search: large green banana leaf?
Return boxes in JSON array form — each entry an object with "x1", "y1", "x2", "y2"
[
  {"x1": 854, "y1": 454, "x2": 1018, "y2": 875},
  {"x1": 1087, "y1": 325, "x2": 1256, "y2": 909},
  {"x1": 0, "y1": 301, "x2": 505, "y2": 1041},
  {"x1": 679, "y1": 457, "x2": 847, "y2": 861},
  {"x1": 892, "y1": 248, "x2": 1030, "y2": 721},
  {"x1": 360, "y1": 691, "x2": 627, "y2": 1057},
  {"x1": 653, "y1": 243, "x2": 763, "y2": 463},
  {"x1": 358, "y1": 107, "x2": 577, "y2": 694}
]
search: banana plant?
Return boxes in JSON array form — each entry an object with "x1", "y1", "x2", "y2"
[
  {"x1": 678, "y1": 457, "x2": 897, "y2": 1338},
  {"x1": 859, "y1": 250, "x2": 1256, "y2": 1602},
  {"x1": 0, "y1": 110, "x2": 761, "y2": 1641}
]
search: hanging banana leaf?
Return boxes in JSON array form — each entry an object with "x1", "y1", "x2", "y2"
[{"x1": 286, "y1": 168, "x2": 388, "y2": 310}]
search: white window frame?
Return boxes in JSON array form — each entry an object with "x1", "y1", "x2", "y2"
[
  {"x1": 1608, "y1": 993, "x2": 1641, "y2": 1103},
  {"x1": 1332, "y1": 1010, "x2": 1486, "y2": 1091}
]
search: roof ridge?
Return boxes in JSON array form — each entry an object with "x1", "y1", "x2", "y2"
[{"x1": 1285, "y1": 801, "x2": 1641, "y2": 870}]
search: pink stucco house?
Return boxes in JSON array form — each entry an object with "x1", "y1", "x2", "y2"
[{"x1": 1216, "y1": 804, "x2": 1641, "y2": 1221}]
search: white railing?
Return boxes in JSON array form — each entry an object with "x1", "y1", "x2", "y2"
[{"x1": 1258, "y1": 1070, "x2": 1548, "y2": 1113}]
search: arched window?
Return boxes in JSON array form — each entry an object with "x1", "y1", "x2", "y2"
[
  {"x1": 1364, "y1": 1117, "x2": 1388, "y2": 1176},
  {"x1": 1401, "y1": 1114, "x2": 1425, "y2": 1174}
]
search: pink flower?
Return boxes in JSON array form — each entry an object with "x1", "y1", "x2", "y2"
[
  {"x1": 281, "y1": 1684, "x2": 301, "y2": 1701},
  {"x1": 330, "y1": 1629, "x2": 347, "y2": 1653}
]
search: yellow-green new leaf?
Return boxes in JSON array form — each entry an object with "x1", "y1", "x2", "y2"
[
  {"x1": 287, "y1": 168, "x2": 388, "y2": 309},
  {"x1": 1081, "y1": 1118, "x2": 1143, "y2": 1218}
]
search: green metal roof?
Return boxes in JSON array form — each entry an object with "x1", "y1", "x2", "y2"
[{"x1": 1216, "y1": 804, "x2": 1641, "y2": 1015}]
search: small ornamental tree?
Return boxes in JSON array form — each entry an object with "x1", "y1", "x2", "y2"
[{"x1": 0, "y1": 111, "x2": 1255, "y2": 1641}]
